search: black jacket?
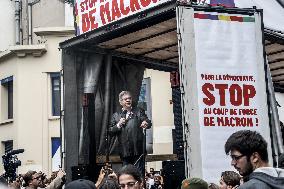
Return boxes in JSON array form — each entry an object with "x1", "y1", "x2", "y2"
[{"x1": 109, "y1": 107, "x2": 151, "y2": 158}]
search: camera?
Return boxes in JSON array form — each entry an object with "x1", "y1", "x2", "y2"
[
  {"x1": 2, "y1": 149, "x2": 24, "y2": 183},
  {"x1": 102, "y1": 163, "x2": 113, "y2": 176}
]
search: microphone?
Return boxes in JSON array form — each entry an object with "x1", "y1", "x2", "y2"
[
  {"x1": 121, "y1": 109, "x2": 128, "y2": 119},
  {"x1": 120, "y1": 110, "x2": 128, "y2": 127}
]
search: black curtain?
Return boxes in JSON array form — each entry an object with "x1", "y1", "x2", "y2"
[{"x1": 77, "y1": 54, "x2": 145, "y2": 165}]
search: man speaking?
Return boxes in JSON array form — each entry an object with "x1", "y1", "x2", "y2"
[{"x1": 109, "y1": 91, "x2": 152, "y2": 174}]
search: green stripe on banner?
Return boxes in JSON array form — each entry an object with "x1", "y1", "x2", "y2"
[{"x1": 243, "y1": 17, "x2": 255, "y2": 22}]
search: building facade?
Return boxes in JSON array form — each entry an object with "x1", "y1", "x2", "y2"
[{"x1": 0, "y1": 0, "x2": 74, "y2": 175}]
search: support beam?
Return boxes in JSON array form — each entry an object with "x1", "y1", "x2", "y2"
[{"x1": 110, "y1": 28, "x2": 176, "y2": 50}]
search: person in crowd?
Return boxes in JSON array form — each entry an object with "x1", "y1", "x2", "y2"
[
  {"x1": 45, "y1": 171, "x2": 58, "y2": 186},
  {"x1": 209, "y1": 183, "x2": 220, "y2": 189},
  {"x1": 117, "y1": 164, "x2": 143, "y2": 189},
  {"x1": 225, "y1": 130, "x2": 284, "y2": 188},
  {"x1": 150, "y1": 174, "x2": 163, "y2": 189},
  {"x1": 37, "y1": 172, "x2": 48, "y2": 188},
  {"x1": 64, "y1": 179, "x2": 96, "y2": 189},
  {"x1": 109, "y1": 91, "x2": 152, "y2": 175},
  {"x1": 149, "y1": 168, "x2": 154, "y2": 175},
  {"x1": 95, "y1": 168, "x2": 106, "y2": 188},
  {"x1": 219, "y1": 171, "x2": 241, "y2": 189},
  {"x1": 23, "y1": 169, "x2": 65, "y2": 189},
  {"x1": 145, "y1": 173, "x2": 154, "y2": 189},
  {"x1": 99, "y1": 178, "x2": 120, "y2": 189},
  {"x1": 8, "y1": 176, "x2": 22, "y2": 189},
  {"x1": 95, "y1": 167, "x2": 119, "y2": 189},
  {"x1": 181, "y1": 178, "x2": 208, "y2": 189}
]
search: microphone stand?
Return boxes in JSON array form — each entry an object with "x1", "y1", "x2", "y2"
[
  {"x1": 134, "y1": 128, "x2": 147, "y2": 186},
  {"x1": 134, "y1": 128, "x2": 146, "y2": 180},
  {"x1": 142, "y1": 128, "x2": 146, "y2": 185}
]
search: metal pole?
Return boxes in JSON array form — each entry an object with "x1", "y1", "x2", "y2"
[
  {"x1": 275, "y1": 0, "x2": 284, "y2": 8},
  {"x1": 60, "y1": 66, "x2": 65, "y2": 170},
  {"x1": 266, "y1": 60, "x2": 284, "y2": 154},
  {"x1": 15, "y1": 0, "x2": 20, "y2": 45},
  {"x1": 27, "y1": 3, "x2": 32, "y2": 44},
  {"x1": 143, "y1": 128, "x2": 146, "y2": 180},
  {"x1": 27, "y1": 0, "x2": 40, "y2": 45}
]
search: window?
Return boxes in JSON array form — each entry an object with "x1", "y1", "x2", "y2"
[
  {"x1": 1, "y1": 76, "x2": 13, "y2": 120},
  {"x1": 138, "y1": 78, "x2": 153, "y2": 153},
  {"x1": 51, "y1": 73, "x2": 60, "y2": 116},
  {"x1": 2, "y1": 140, "x2": 13, "y2": 153}
]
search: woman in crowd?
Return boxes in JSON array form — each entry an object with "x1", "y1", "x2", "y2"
[
  {"x1": 219, "y1": 171, "x2": 241, "y2": 189},
  {"x1": 117, "y1": 165, "x2": 143, "y2": 189}
]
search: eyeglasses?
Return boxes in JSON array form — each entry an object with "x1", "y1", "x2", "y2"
[
  {"x1": 122, "y1": 97, "x2": 132, "y2": 101},
  {"x1": 230, "y1": 154, "x2": 246, "y2": 161},
  {"x1": 119, "y1": 181, "x2": 138, "y2": 188},
  {"x1": 32, "y1": 176, "x2": 41, "y2": 180}
]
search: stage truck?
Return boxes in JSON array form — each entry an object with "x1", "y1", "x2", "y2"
[{"x1": 59, "y1": 0, "x2": 284, "y2": 185}]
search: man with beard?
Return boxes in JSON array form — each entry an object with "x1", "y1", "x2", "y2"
[
  {"x1": 23, "y1": 170, "x2": 65, "y2": 189},
  {"x1": 224, "y1": 130, "x2": 284, "y2": 189},
  {"x1": 110, "y1": 91, "x2": 151, "y2": 175}
]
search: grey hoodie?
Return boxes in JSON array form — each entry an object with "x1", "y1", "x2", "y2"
[{"x1": 239, "y1": 167, "x2": 284, "y2": 189}]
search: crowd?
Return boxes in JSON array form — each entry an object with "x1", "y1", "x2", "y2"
[
  {"x1": 1, "y1": 130, "x2": 284, "y2": 189},
  {"x1": 0, "y1": 170, "x2": 66, "y2": 189}
]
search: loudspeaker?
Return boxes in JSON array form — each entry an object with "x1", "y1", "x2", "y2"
[
  {"x1": 172, "y1": 87, "x2": 184, "y2": 160},
  {"x1": 71, "y1": 165, "x2": 89, "y2": 180},
  {"x1": 162, "y1": 160, "x2": 185, "y2": 189},
  {"x1": 71, "y1": 163, "x2": 123, "y2": 182},
  {"x1": 71, "y1": 164, "x2": 99, "y2": 182}
]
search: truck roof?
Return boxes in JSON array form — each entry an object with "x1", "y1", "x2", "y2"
[{"x1": 60, "y1": 2, "x2": 284, "y2": 86}]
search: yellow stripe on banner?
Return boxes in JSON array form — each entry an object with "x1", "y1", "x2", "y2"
[
  {"x1": 218, "y1": 15, "x2": 231, "y2": 21},
  {"x1": 76, "y1": 15, "x2": 79, "y2": 23}
]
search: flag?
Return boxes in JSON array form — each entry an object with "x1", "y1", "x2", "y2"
[
  {"x1": 52, "y1": 138, "x2": 61, "y2": 171},
  {"x1": 210, "y1": 0, "x2": 235, "y2": 7}
]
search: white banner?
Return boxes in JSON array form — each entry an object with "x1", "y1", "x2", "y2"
[
  {"x1": 178, "y1": 7, "x2": 272, "y2": 183},
  {"x1": 74, "y1": 0, "x2": 171, "y2": 35},
  {"x1": 198, "y1": 0, "x2": 284, "y2": 33}
]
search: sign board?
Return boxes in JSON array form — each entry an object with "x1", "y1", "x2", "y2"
[
  {"x1": 177, "y1": 6, "x2": 272, "y2": 183},
  {"x1": 74, "y1": 0, "x2": 171, "y2": 35}
]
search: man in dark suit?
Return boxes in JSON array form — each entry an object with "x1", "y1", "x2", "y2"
[{"x1": 109, "y1": 91, "x2": 152, "y2": 174}]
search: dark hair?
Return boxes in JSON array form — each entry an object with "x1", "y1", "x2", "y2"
[
  {"x1": 100, "y1": 178, "x2": 120, "y2": 189},
  {"x1": 208, "y1": 183, "x2": 219, "y2": 189},
  {"x1": 225, "y1": 130, "x2": 268, "y2": 162},
  {"x1": 23, "y1": 171, "x2": 37, "y2": 187},
  {"x1": 117, "y1": 165, "x2": 142, "y2": 183},
  {"x1": 221, "y1": 171, "x2": 241, "y2": 187}
]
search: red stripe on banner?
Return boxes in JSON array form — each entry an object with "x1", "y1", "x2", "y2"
[
  {"x1": 194, "y1": 13, "x2": 209, "y2": 19},
  {"x1": 230, "y1": 16, "x2": 243, "y2": 22}
]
